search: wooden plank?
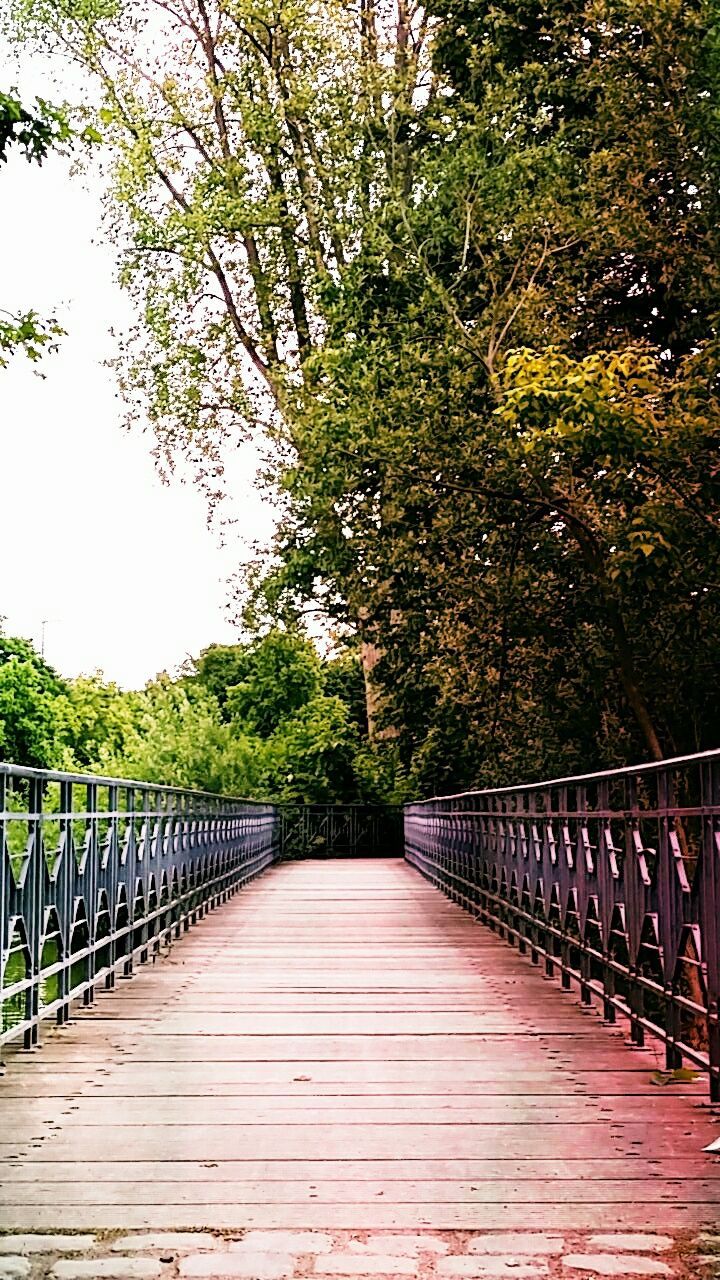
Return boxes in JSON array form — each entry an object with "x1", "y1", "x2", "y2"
[
  {"x1": 0, "y1": 1122, "x2": 711, "y2": 1160},
  {"x1": 22, "y1": 1037, "x2": 663, "y2": 1063},
  {"x1": 0, "y1": 1179, "x2": 718, "y2": 1205},
  {"x1": 2, "y1": 1097, "x2": 710, "y2": 1124},
  {"x1": 2, "y1": 1158, "x2": 718, "y2": 1181},
  {"x1": 1, "y1": 1060, "x2": 682, "y2": 1086},
  {"x1": 0, "y1": 1075, "x2": 691, "y2": 1095},
  {"x1": 64, "y1": 1013, "x2": 593, "y2": 1032},
  {"x1": 0, "y1": 1204, "x2": 716, "y2": 1231}
]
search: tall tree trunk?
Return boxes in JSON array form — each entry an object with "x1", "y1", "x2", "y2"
[{"x1": 360, "y1": 635, "x2": 382, "y2": 742}]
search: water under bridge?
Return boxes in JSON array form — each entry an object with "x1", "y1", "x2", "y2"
[{"x1": 1, "y1": 753, "x2": 720, "y2": 1278}]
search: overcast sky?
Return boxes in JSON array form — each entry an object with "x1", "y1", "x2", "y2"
[{"x1": 0, "y1": 55, "x2": 275, "y2": 688}]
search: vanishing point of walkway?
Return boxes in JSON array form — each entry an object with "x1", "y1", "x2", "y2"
[{"x1": 1, "y1": 858, "x2": 720, "y2": 1277}]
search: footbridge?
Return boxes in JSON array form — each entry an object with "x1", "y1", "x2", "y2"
[{"x1": 1, "y1": 753, "x2": 720, "y2": 1278}]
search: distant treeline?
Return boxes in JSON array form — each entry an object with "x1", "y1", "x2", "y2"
[{"x1": 0, "y1": 630, "x2": 405, "y2": 803}]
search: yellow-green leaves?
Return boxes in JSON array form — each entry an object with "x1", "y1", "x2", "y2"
[{"x1": 495, "y1": 346, "x2": 664, "y2": 461}]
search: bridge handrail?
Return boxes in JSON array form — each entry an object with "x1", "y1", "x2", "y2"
[
  {"x1": 0, "y1": 759, "x2": 266, "y2": 805},
  {"x1": 1, "y1": 760, "x2": 280, "y2": 1051},
  {"x1": 407, "y1": 747, "x2": 720, "y2": 804},
  {"x1": 404, "y1": 749, "x2": 720, "y2": 1100}
]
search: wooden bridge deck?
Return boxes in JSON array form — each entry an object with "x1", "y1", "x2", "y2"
[{"x1": 1, "y1": 857, "x2": 720, "y2": 1233}]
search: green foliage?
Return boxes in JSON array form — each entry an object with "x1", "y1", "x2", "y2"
[
  {"x1": 0, "y1": 625, "x2": 389, "y2": 804},
  {"x1": 93, "y1": 676, "x2": 267, "y2": 795},
  {"x1": 256, "y1": 0, "x2": 720, "y2": 789},
  {"x1": 0, "y1": 633, "x2": 66, "y2": 769},
  {"x1": 262, "y1": 694, "x2": 359, "y2": 803},
  {"x1": 6, "y1": 0, "x2": 720, "y2": 794},
  {"x1": 3, "y1": 0, "x2": 426, "y2": 484},
  {"x1": 53, "y1": 673, "x2": 140, "y2": 769},
  {"x1": 0, "y1": 308, "x2": 64, "y2": 368},
  {"x1": 0, "y1": 88, "x2": 72, "y2": 367},
  {"x1": 191, "y1": 644, "x2": 249, "y2": 719},
  {"x1": 224, "y1": 632, "x2": 322, "y2": 738},
  {"x1": 322, "y1": 652, "x2": 368, "y2": 735},
  {"x1": 196, "y1": 631, "x2": 322, "y2": 736},
  {"x1": 190, "y1": 632, "x2": 386, "y2": 800},
  {"x1": 0, "y1": 88, "x2": 71, "y2": 164}
]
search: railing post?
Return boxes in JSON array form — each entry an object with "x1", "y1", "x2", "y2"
[
  {"x1": 83, "y1": 781, "x2": 98, "y2": 1007},
  {"x1": 57, "y1": 778, "x2": 73, "y2": 1020},
  {"x1": 703, "y1": 757, "x2": 720, "y2": 1101},
  {"x1": 104, "y1": 783, "x2": 118, "y2": 991},
  {"x1": 24, "y1": 775, "x2": 42, "y2": 1048},
  {"x1": 626, "y1": 774, "x2": 645, "y2": 1047},
  {"x1": 123, "y1": 788, "x2": 135, "y2": 976},
  {"x1": 658, "y1": 767, "x2": 683, "y2": 1070},
  {"x1": 0, "y1": 773, "x2": 6, "y2": 1052}
]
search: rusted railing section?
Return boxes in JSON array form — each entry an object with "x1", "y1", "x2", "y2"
[
  {"x1": 405, "y1": 751, "x2": 720, "y2": 1099},
  {"x1": 0, "y1": 763, "x2": 279, "y2": 1050}
]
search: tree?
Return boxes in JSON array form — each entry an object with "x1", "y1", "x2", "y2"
[
  {"x1": 91, "y1": 675, "x2": 268, "y2": 794},
  {"x1": 0, "y1": 87, "x2": 69, "y2": 162},
  {"x1": 322, "y1": 650, "x2": 368, "y2": 736},
  {"x1": 262, "y1": 694, "x2": 360, "y2": 803},
  {"x1": 193, "y1": 632, "x2": 378, "y2": 800},
  {"x1": 6, "y1": 0, "x2": 433, "y2": 728},
  {"x1": 54, "y1": 672, "x2": 141, "y2": 769},
  {"x1": 0, "y1": 632, "x2": 66, "y2": 768},
  {"x1": 191, "y1": 643, "x2": 252, "y2": 720},
  {"x1": 224, "y1": 631, "x2": 322, "y2": 737},
  {"x1": 254, "y1": 0, "x2": 720, "y2": 788},
  {"x1": 8, "y1": 1, "x2": 427, "y2": 472},
  {"x1": 193, "y1": 630, "x2": 322, "y2": 733}
]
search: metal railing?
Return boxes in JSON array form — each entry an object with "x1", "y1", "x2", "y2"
[
  {"x1": 405, "y1": 750, "x2": 720, "y2": 1099},
  {"x1": 0, "y1": 762, "x2": 279, "y2": 1049},
  {"x1": 280, "y1": 804, "x2": 403, "y2": 859}
]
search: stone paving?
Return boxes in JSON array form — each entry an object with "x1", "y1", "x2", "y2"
[{"x1": 0, "y1": 1230, "x2": 719, "y2": 1280}]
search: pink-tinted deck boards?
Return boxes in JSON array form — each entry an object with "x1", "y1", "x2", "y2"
[{"x1": 1, "y1": 857, "x2": 719, "y2": 1230}]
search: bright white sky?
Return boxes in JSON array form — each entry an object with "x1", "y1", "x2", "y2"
[{"x1": 0, "y1": 54, "x2": 275, "y2": 689}]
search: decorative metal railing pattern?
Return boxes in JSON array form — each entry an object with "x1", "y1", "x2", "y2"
[
  {"x1": 405, "y1": 750, "x2": 720, "y2": 1099},
  {"x1": 280, "y1": 804, "x2": 403, "y2": 860},
  {"x1": 0, "y1": 762, "x2": 279, "y2": 1049}
]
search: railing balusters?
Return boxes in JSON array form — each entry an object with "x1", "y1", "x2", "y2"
[
  {"x1": 0, "y1": 763, "x2": 279, "y2": 1050},
  {"x1": 278, "y1": 804, "x2": 403, "y2": 860},
  {"x1": 405, "y1": 749, "x2": 720, "y2": 1099}
]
